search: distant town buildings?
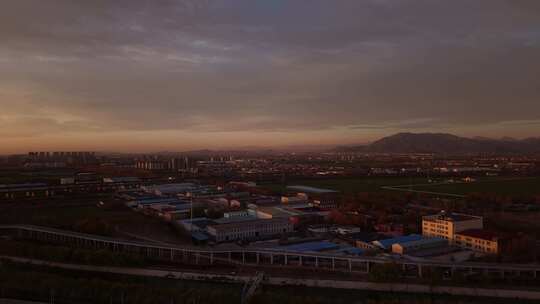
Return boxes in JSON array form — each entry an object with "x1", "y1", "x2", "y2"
[
  {"x1": 2, "y1": 149, "x2": 538, "y2": 265},
  {"x1": 27, "y1": 151, "x2": 96, "y2": 167},
  {"x1": 286, "y1": 185, "x2": 340, "y2": 209},
  {"x1": 135, "y1": 156, "x2": 195, "y2": 172}
]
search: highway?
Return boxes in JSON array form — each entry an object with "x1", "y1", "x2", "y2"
[
  {"x1": 2, "y1": 255, "x2": 540, "y2": 300},
  {"x1": 1, "y1": 224, "x2": 540, "y2": 279}
]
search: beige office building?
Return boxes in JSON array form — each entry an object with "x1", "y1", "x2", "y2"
[
  {"x1": 422, "y1": 212, "x2": 483, "y2": 241},
  {"x1": 454, "y1": 229, "x2": 499, "y2": 254}
]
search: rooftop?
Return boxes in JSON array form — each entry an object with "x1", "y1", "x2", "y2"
[
  {"x1": 103, "y1": 177, "x2": 140, "y2": 183},
  {"x1": 424, "y1": 212, "x2": 481, "y2": 222},
  {"x1": 131, "y1": 197, "x2": 183, "y2": 205},
  {"x1": 332, "y1": 247, "x2": 364, "y2": 256},
  {"x1": 208, "y1": 218, "x2": 289, "y2": 230},
  {"x1": 191, "y1": 231, "x2": 209, "y2": 241},
  {"x1": 408, "y1": 245, "x2": 463, "y2": 258},
  {"x1": 177, "y1": 218, "x2": 213, "y2": 229},
  {"x1": 345, "y1": 232, "x2": 390, "y2": 243},
  {"x1": 255, "y1": 206, "x2": 302, "y2": 218},
  {"x1": 144, "y1": 183, "x2": 198, "y2": 193},
  {"x1": 212, "y1": 215, "x2": 258, "y2": 224},
  {"x1": 395, "y1": 237, "x2": 447, "y2": 249},
  {"x1": 0, "y1": 183, "x2": 48, "y2": 189},
  {"x1": 373, "y1": 234, "x2": 423, "y2": 249}
]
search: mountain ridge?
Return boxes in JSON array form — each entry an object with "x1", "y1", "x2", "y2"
[{"x1": 337, "y1": 132, "x2": 540, "y2": 154}]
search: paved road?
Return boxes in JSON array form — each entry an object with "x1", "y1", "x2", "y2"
[
  {"x1": 6, "y1": 223, "x2": 540, "y2": 273},
  {"x1": 3, "y1": 256, "x2": 540, "y2": 300},
  {"x1": 0, "y1": 300, "x2": 46, "y2": 304},
  {"x1": 381, "y1": 185, "x2": 466, "y2": 198}
]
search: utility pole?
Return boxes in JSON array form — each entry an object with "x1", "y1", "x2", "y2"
[{"x1": 190, "y1": 194, "x2": 194, "y2": 237}]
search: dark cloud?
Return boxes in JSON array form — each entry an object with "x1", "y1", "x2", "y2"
[{"x1": 1, "y1": 0, "x2": 540, "y2": 151}]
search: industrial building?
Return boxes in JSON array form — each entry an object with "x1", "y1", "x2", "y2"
[
  {"x1": 286, "y1": 185, "x2": 340, "y2": 209},
  {"x1": 126, "y1": 197, "x2": 186, "y2": 208},
  {"x1": 142, "y1": 183, "x2": 198, "y2": 196},
  {"x1": 455, "y1": 229, "x2": 502, "y2": 254},
  {"x1": 391, "y1": 237, "x2": 448, "y2": 255},
  {"x1": 103, "y1": 177, "x2": 140, "y2": 183},
  {"x1": 347, "y1": 233, "x2": 391, "y2": 250},
  {"x1": 207, "y1": 218, "x2": 293, "y2": 243},
  {"x1": 372, "y1": 234, "x2": 423, "y2": 251},
  {"x1": 177, "y1": 218, "x2": 211, "y2": 233}
]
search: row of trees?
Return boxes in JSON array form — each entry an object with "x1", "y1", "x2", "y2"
[
  {"x1": 0, "y1": 240, "x2": 145, "y2": 267},
  {"x1": 0, "y1": 260, "x2": 242, "y2": 304}
]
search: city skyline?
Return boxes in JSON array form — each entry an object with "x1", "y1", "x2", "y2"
[{"x1": 2, "y1": 0, "x2": 540, "y2": 153}]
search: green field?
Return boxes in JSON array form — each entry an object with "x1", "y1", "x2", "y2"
[
  {"x1": 264, "y1": 176, "x2": 540, "y2": 197},
  {"x1": 0, "y1": 199, "x2": 133, "y2": 227},
  {"x1": 263, "y1": 177, "x2": 430, "y2": 194},
  {"x1": 0, "y1": 169, "x2": 76, "y2": 184},
  {"x1": 407, "y1": 177, "x2": 540, "y2": 196}
]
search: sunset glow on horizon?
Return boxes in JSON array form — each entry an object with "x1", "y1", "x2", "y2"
[{"x1": 2, "y1": 0, "x2": 540, "y2": 153}]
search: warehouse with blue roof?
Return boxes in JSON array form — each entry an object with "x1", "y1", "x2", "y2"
[{"x1": 372, "y1": 234, "x2": 423, "y2": 250}]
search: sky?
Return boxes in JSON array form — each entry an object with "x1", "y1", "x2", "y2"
[{"x1": 1, "y1": 0, "x2": 540, "y2": 153}]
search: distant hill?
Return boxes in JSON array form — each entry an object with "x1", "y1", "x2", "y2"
[{"x1": 338, "y1": 133, "x2": 540, "y2": 154}]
